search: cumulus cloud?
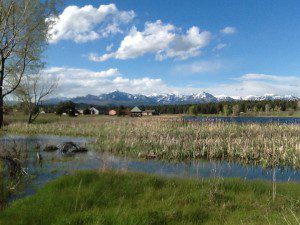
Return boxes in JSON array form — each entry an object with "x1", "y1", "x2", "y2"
[
  {"x1": 220, "y1": 26, "x2": 236, "y2": 35},
  {"x1": 43, "y1": 67, "x2": 170, "y2": 97},
  {"x1": 42, "y1": 67, "x2": 300, "y2": 98},
  {"x1": 206, "y1": 73, "x2": 300, "y2": 97},
  {"x1": 89, "y1": 20, "x2": 212, "y2": 62},
  {"x1": 48, "y1": 4, "x2": 135, "y2": 43}
]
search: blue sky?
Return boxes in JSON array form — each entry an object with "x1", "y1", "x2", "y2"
[{"x1": 45, "y1": 0, "x2": 300, "y2": 97}]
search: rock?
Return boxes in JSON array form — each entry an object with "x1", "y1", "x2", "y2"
[
  {"x1": 59, "y1": 142, "x2": 88, "y2": 154},
  {"x1": 43, "y1": 145, "x2": 58, "y2": 152},
  {"x1": 73, "y1": 147, "x2": 88, "y2": 153}
]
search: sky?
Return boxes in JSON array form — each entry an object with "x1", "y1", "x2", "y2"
[{"x1": 45, "y1": 0, "x2": 300, "y2": 98}]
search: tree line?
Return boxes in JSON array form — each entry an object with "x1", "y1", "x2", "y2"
[
  {"x1": 19, "y1": 99, "x2": 299, "y2": 117},
  {"x1": 149, "y1": 100, "x2": 300, "y2": 116}
]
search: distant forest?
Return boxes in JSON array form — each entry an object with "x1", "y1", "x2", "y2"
[
  {"x1": 149, "y1": 100, "x2": 300, "y2": 116},
  {"x1": 36, "y1": 99, "x2": 300, "y2": 116}
]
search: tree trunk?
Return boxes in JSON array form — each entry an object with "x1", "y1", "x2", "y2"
[
  {"x1": 27, "y1": 112, "x2": 33, "y2": 124},
  {"x1": 0, "y1": 57, "x2": 4, "y2": 129},
  {"x1": 0, "y1": 82, "x2": 3, "y2": 129}
]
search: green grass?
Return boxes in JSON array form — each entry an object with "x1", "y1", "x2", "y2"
[
  {"x1": 4, "y1": 112, "x2": 69, "y2": 124},
  {"x1": 0, "y1": 171, "x2": 299, "y2": 225}
]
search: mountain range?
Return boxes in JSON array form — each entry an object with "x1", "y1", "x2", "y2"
[{"x1": 46, "y1": 91, "x2": 299, "y2": 106}]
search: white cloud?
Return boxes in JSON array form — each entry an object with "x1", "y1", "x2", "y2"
[
  {"x1": 240, "y1": 73, "x2": 299, "y2": 82},
  {"x1": 89, "y1": 20, "x2": 212, "y2": 62},
  {"x1": 175, "y1": 60, "x2": 223, "y2": 74},
  {"x1": 48, "y1": 4, "x2": 135, "y2": 43},
  {"x1": 206, "y1": 73, "x2": 300, "y2": 97},
  {"x1": 106, "y1": 43, "x2": 114, "y2": 51},
  {"x1": 43, "y1": 67, "x2": 169, "y2": 97},
  {"x1": 45, "y1": 67, "x2": 120, "y2": 79},
  {"x1": 213, "y1": 43, "x2": 227, "y2": 51},
  {"x1": 43, "y1": 67, "x2": 300, "y2": 98},
  {"x1": 220, "y1": 26, "x2": 236, "y2": 35}
]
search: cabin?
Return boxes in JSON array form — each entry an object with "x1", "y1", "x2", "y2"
[
  {"x1": 142, "y1": 109, "x2": 155, "y2": 116},
  {"x1": 130, "y1": 106, "x2": 142, "y2": 117},
  {"x1": 108, "y1": 109, "x2": 117, "y2": 116},
  {"x1": 90, "y1": 107, "x2": 99, "y2": 115}
]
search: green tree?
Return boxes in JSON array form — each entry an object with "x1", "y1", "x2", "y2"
[
  {"x1": 187, "y1": 105, "x2": 197, "y2": 115},
  {"x1": 223, "y1": 105, "x2": 230, "y2": 116},
  {"x1": 56, "y1": 101, "x2": 76, "y2": 116},
  {"x1": 117, "y1": 105, "x2": 126, "y2": 116},
  {"x1": 265, "y1": 104, "x2": 270, "y2": 114},
  {"x1": 232, "y1": 104, "x2": 240, "y2": 116},
  {"x1": 0, "y1": 0, "x2": 58, "y2": 128}
]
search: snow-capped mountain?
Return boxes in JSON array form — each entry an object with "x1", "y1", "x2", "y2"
[
  {"x1": 244, "y1": 94, "x2": 299, "y2": 101},
  {"x1": 215, "y1": 95, "x2": 236, "y2": 102},
  {"x1": 45, "y1": 91, "x2": 299, "y2": 106}
]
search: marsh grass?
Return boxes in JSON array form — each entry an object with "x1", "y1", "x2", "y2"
[
  {"x1": 0, "y1": 171, "x2": 299, "y2": 225},
  {"x1": 4, "y1": 116, "x2": 300, "y2": 168}
]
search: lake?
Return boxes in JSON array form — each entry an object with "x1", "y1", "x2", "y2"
[
  {"x1": 182, "y1": 116, "x2": 300, "y2": 124},
  {"x1": 0, "y1": 135, "x2": 299, "y2": 204}
]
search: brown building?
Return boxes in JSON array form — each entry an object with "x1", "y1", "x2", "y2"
[{"x1": 108, "y1": 109, "x2": 117, "y2": 116}]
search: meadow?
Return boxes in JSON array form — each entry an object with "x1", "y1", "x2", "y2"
[
  {"x1": 0, "y1": 170, "x2": 299, "y2": 225},
  {"x1": 2, "y1": 113, "x2": 300, "y2": 168},
  {"x1": 1, "y1": 113, "x2": 300, "y2": 225}
]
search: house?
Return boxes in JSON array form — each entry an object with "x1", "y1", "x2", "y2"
[
  {"x1": 90, "y1": 107, "x2": 99, "y2": 115},
  {"x1": 142, "y1": 109, "x2": 155, "y2": 116},
  {"x1": 130, "y1": 106, "x2": 142, "y2": 117},
  {"x1": 108, "y1": 109, "x2": 117, "y2": 116},
  {"x1": 77, "y1": 109, "x2": 84, "y2": 115}
]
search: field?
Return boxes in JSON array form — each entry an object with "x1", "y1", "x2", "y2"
[
  {"x1": 2, "y1": 113, "x2": 300, "y2": 168},
  {"x1": 0, "y1": 170, "x2": 300, "y2": 225},
  {"x1": 1, "y1": 113, "x2": 300, "y2": 225}
]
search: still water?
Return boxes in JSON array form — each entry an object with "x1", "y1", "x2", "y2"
[{"x1": 0, "y1": 135, "x2": 299, "y2": 203}]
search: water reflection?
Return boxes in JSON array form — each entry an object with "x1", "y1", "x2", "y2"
[{"x1": 0, "y1": 135, "x2": 299, "y2": 204}]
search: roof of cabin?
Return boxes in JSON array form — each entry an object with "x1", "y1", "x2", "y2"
[{"x1": 131, "y1": 106, "x2": 142, "y2": 113}]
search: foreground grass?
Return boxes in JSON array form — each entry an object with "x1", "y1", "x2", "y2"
[
  {"x1": 3, "y1": 115, "x2": 300, "y2": 168},
  {"x1": 0, "y1": 171, "x2": 299, "y2": 225}
]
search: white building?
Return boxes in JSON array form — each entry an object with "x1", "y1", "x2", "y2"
[{"x1": 90, "y1": 107, "x2": 99, "y2": 115}]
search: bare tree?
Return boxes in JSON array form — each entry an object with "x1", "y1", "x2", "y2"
[
  {"x1": 15, "y1": 73, "x2": 58, "y2": 124},
  {"x1": 0, "y1": 0, "x2": 58, "y2": 128}
]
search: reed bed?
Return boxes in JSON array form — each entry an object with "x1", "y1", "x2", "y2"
[{"x1": 4, "y1": 116, "x2": 300, "y2": 168}]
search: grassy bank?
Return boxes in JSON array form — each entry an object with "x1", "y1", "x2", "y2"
[
  {"x1": 0, "y1": 171, "x2": 299, "y2": 225},
  {"x1": 2, "y1": 115, "x2": 300, "y2": 168}
]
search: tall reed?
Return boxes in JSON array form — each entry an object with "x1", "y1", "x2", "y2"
[{"x1": 4, "y1": 116, "x2": 300, "y2": 168}]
